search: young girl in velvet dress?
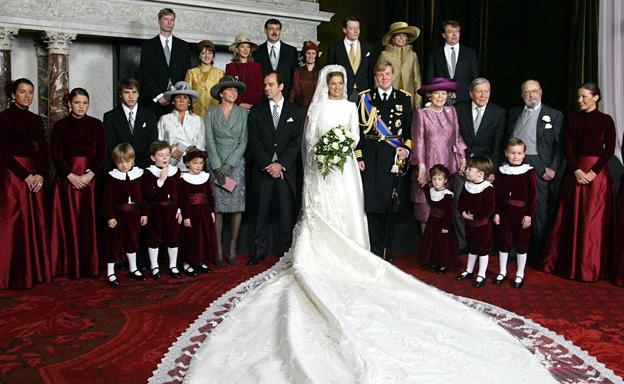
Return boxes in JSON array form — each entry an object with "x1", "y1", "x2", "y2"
[
  {"x1": 178, "y1": 147, "x2": 218, "y2": 273},
  {"x1": 419, "y1": 165, "x2": 458, "y2": 274},
  {"x1": 0, "y1": 78, "x2": 52, "y2": 289},
  {"x1": 50, "y1": 88, "x2": 105, "y2": 278}
]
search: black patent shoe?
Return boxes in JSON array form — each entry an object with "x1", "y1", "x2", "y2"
[
  {"x1": 198, "y1": 264, "x2": 213, "y2": 273},
  {"x1": 435, "y1": 266, "x2": 448, "y2": 275},
  {"x1": 456, "y1": 271, "x2": 473, "y2": 280},
  {"x1": 169, "y1": 267, "x2": 182, "y2": 279},
  {"x1": 108, "y1": 274, "x2": 120, "y2": 288},
  {"x1": 473, "y1": 275, "x2": 486, "y2": 288},
  {"x1": 184, "y1": 266, "x2": 198, "y2": 277},
  {"x1": 151, "y1": 267, "x2": 161, "y2": 280},
  {"x1": 512, "y1": 276, "x2": 524, "y2": 289},
  {"x1": 494, "y1": 273, "x2": 506, "y2": 286},
  {"x1": 128, "y1": 270, "x2": 147, "y2": 281}
]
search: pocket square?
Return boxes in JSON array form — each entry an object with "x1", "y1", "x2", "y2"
[
  {"x1": 286, "y1": 117, "x2": 294, "y2": 122},
  {"x1": 544, "y1": 123, "x2": 553, "y2": 129},
  {"x1": 365, "y1": 52, "x2": 370, "y2": 57}
]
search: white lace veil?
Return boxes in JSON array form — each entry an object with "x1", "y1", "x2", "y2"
[{"x1": 307, "y1": 64, "x2": 348, "y2": 120}]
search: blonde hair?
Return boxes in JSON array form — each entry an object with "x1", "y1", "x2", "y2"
[{"x1": 111, "y1": 142, "x2": 136, "y2": 163}]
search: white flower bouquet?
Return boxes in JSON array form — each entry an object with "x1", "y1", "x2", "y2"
[{"x1": 313, "y1": 125, "x2": 355, "y2": 178}]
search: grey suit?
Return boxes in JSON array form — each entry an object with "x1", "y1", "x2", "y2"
[{"x1": 507, "y1": 104, "x2": 564, "y2": 259}]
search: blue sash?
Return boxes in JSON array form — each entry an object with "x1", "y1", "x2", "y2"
[{"x1": 362, "y1": 93, "x2": 401, "y2": 149}]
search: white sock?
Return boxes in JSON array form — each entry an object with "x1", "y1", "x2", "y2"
[
  {"x1": 498, "y1": 252, "x2": 509, "y2": 276},
  {"x1": 477, "y1": 255, "x2": 489, "y2": 278},
  {"x1": 127, "y1": 252, "x2": 140, "y2": 274},
  {"x1": 168, "y1": 247, "x2": 178, "y2": 269},
  {"x1": 107, "y1": 263, "x2": 116, "y2": 281},
  {"x1": 148, "y1": 247, "x2": 159, "y2": 269},
  {"x1": 466, "y1": 253, "x2": 478, "y2": 273},
  {"x1": 516, "y1": 253, "x2": 527, "y2": 279}
]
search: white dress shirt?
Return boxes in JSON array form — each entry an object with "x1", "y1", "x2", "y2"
[{"x1": 444, "y1": 43, "x2": 460, "y2": 74}]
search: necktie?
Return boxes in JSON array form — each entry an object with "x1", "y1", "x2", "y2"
[
  {"x1": 381, "y1": 92, "x2": 387, "y2": 102},
  {"x1": 272, "y1": 104, "x2": 279, "y2": 129},
  {"x1": 128, "y1": 110, "x2": 135, "y2": 134},
  {"x1": 270, "y1": 45, "x2": 277, "y2": 70},
  {"x1": 164, "y1": 39, "x2": 171, "y2": 66},
  {"x1": 348, "y1": 42, "x2": 356, "y2": 66},
  {"x1": 474, "y1": 107, "x2": 483, "y2": 134},
  {"x1": 450, "y1": 47, "x2": 457, "y2": 78},
  {"x1": 522, "y1": 108, "x2": 534, "y2": 124}
]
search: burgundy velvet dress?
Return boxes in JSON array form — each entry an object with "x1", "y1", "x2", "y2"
[
  {"x1": 178, "y1": 172, "x2": 218, "y2": 265},
  {"x1": 612, "y1": 137, "x2": 624, "y2": 287},
  {"x1": 494, "y1": 164, "x2": 537, "y2": 254},
  {"x1": 225, "y1": 62, "x2": 264, "y2": 107},
  {"x1": 288, "y1": 66, "x2": 319, "y2": 116},
  {"x1": 50, "y1": 114, "x2": 105, "y2": 278},
  {"x1": 142, "y1": 165, "x2": 180, "y2": 248},
  {"x1": 541, "y1": 109, "x2": 615, "y2": 282},
  {"x1": 458, "y1": 181, "x2": 495, "y2": 255},
  {"x1": 0, "y1": 105, "x2": 52, "y2": 289},
  {"x1": 419, "y1": 186, "x2": 459, "y2": 268},
  {"x1": 103, "y1": 167, "x2": 146, "y2": 263}
]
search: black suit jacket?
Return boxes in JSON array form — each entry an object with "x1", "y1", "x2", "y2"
[
  {"x1": 139, "y1": 35, "x2": 191, "y2": 115},
  {"x1": 426, "y1": 45, "x2": 479, "y2": 103},
  {"x1": 454, "y1": 100, "x2": 506, "y2": 165},
  {"x1": 247, "y1": 99, "x2": 304, "y2": 196},
  {"x1": 507, "y1": 104, "x2": 564, "y2": 172},
  {"x1": 327, "y1": 40, "x2": 374, "y2": 99},
  {"x1": 103, "y1": 106, "x2": 158, "y2": 170},
  {"x1": 252, "y1": 41, "x2": 299, "y2": 99}
]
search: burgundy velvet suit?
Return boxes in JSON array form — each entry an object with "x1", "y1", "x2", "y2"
[
  {"x1": 142, "y1": 166, "x2": 180, "y2": 248},
  {"x1": 458, "y1": 182, "x2": 495, "y2": 255}
]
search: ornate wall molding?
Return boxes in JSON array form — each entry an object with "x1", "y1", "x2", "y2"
[
  {"x1": 0, "y1": 28, "x2": 19, "y2": 51},
  {"x1": 0, "y1": 0, "x2": 333, "y2": 46}
]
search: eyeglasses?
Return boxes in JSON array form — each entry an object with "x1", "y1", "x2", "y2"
[{"x1": 522, "y1": 89, "x2": 540, "y2": 96}]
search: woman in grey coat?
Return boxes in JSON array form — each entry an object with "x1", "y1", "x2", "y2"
[{"x1": 205, "y1": 77, "x2": 248, "y2": 265}]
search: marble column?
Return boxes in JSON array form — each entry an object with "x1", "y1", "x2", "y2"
[
  {"x1": 34, "y1": 38, "x2": 50, "y2": 134},
  {"x1": 0, "y1": 28, "x2": 18, "y2": 111},
  {"x1": 44, "y1": 31, "x2": 76, "y2": 126}
]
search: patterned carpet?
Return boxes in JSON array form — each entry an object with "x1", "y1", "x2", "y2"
[{"x1": 0, "y1": 253, "x2": 622, "y2": 384}]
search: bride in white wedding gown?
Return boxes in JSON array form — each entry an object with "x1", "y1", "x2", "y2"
[{"x1": 180, "y1": 65, "x2": 557, "y2": 383}]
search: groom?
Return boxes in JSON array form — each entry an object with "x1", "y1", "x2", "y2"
[{"x1": 247, "y1": 72, "x2": 304, "y2": 265}]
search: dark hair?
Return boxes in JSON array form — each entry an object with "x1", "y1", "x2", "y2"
[
  {"x1": 343, "y1": 16, "x2": 361, "y2": 28},
  {"x1": 10, "y1": 78, "x2": 34, "y2": 95},
  {"x1": 265, "y1": 71, "x2": 284, "y2": 86},
  {"x1": 467, "y1": 156, "x2": 494, "y2": 178},
  {"x1": 172, "y1": 94, "x2": 194, "y2": 113},
  {"x1": 158, "y1": 8, "x2": 175, "y2": 19},
  {"x1": 442, "y1": 20, "x2": 461, "y2": 30},
  {"x1": 150, "y1": 140, "x2": 171, "y2": 156},
  {"x1": 68, "y1": 87, "x2": 90, "y2": 102},
  {"x1": 326, "y1": 71, "x2": 344, "y2": 85},
  {"x1": 111, "y1": 142, "x2": 136, "y2": 163},
  {"x1": 117, "y1": 78, "x2": 140, "y2": 96},
  {"x1": 579, "y1": 82, "x2": 602, "y2": 102},
  {"x1": 264, "y1": 18, "x2": 282, "y2": 29},
  {"x1": 429, "y1": 164, "x2": 450, "y2": 179},
  {"x1": 506, "y1": 137, "x2": 526, "y2": 152}
]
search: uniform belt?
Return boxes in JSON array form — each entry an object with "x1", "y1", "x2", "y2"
[
  {"x1": 429, "y1": 207, "x2": 445, "y2": 218},
  {"x1": 364, "y1": 134, "x2": 401, "y2": 140},
  {"x1": 188, "y1": 193, "x2": 210, "y2": 205},
  {"x1": 505, "y1": 199, "x2": 527, "y2": 208},
  {"x1": 114, "y1": 202, "x2": 139, "y2": 212},
  {"x1": 467, "y1": 217, "x2": 489, "y2": 227}
]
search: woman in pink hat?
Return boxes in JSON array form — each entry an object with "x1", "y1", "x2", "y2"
[{"x1": 410, "y1": 77, "x2": 467, "y2": 232}]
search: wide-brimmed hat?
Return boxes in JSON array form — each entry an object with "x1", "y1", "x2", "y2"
[
  {"x1": 229, "y1": 34, "x2": 258, "y2": 52},
  {"x1": 417, "y1": 77, "x2": 458, "y2": 96},
  {"x1": 382, "y1": 21, "x2": 421, "y2": 46},
  {"x1": 183, "y1": 148, "x2": 208, "y2": 164},
  {"x1": 210, "y1": 76, "x2": 247, "y2": 100},
  {"x1": 164, "y1": 81, "x2": 199, "y2": 103}
]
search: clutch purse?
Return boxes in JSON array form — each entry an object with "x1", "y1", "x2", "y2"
[{"x1": 216, "y1": 176, "x2": 237, "y2": 192}]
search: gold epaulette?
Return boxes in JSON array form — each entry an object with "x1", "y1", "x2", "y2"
[
  {"x1": 358, "y1": 89, "x2": 371, "y2": 95},
  {"x1": 398, "y1": 89, "x2": 412, "y2": 98},
  {"x1": 404, "y1": 139, "x2": 413, "y2": 149},
  {"x1": 354, "y1": 149, "x2": 363, "y2": 158}
]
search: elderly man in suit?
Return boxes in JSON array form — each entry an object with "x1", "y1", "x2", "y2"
[
  {"x1": 247, "y1": 72, "x2": 304, "y2": 265},
  {"x1": 252, "y1": 18, "x2": 299, "y2": 99},
  {"x1": 104, "y1": 78, "x2": 158, "y2": 170},
  {"x1": 139, "y1": 8, "x2": 191, "y2": 117},
  {"x1": 425, "y1": 20, "x2": 479, "y2": 104},
  {"x1": 507, "y1": 79, "x2": 564, "y2": 261},
  {"x1": 327, "y1": 16, "x2": 374, "y2": 102},
  {"x1": 453, "y1": 77, "x2": 506, "y2": 249}
]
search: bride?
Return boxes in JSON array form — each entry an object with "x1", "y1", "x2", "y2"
[{"x1": 180, "y1": 65, "x2": 557, "y2": 383}]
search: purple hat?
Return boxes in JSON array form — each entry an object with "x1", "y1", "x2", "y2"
[{"x1": 417, "y1": 77, "x2": 458, "y2": 96}]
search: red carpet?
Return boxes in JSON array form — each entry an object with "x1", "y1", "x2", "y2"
[{"x1": 0, "y1": 253, "x2": 622, "y2": 383}]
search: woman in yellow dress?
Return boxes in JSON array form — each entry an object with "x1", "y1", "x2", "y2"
[{"x1": 185, "y1": 40, "x2": 224, "y2": 118}]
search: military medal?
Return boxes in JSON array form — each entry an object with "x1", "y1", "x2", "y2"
[{"x1": 395, "y1": 120, "x2": 401, "y2": 128}]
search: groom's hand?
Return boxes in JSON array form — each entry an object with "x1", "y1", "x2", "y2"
[{"x1": 264, "y1": 163, "x2": 284, "y2": 179}]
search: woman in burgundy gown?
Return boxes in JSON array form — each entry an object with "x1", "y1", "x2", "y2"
[
  {"x1": 541, "y1": 83, "x2": 615, "y2": 282},
  {"x1": 50, "y1": 88, "x2": 105, "y2": 278},
  {"x1": 225, "y1": 34, "x2": 264, "y2": 111},
  {"x1": 0, "y1": 78, "x2": 52, "y2": 289}
]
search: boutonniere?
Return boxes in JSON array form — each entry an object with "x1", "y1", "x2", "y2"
[
  {"x1": 542, "y1": 115, "x2": 551, "y2": 123},
  {"x1": 286, "y1": 117, "x2": 294, "y2": 122}
]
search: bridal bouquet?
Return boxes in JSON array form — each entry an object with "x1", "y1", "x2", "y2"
[{"x1": 313, "y1": 125, "x2": 355, "y2": 178}]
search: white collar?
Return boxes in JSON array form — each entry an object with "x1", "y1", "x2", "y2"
[
  {"x1": 430, "y1": 187, "x2": 454, "y2": 202},
  {"x1": 472, "y1": 101, "x2": 487, "y2": 111},
  {"x1": 344, "y1": 37, "x2": 359, "y2": 46},
  {"x1": 444, "y1": 43, "x2": 460, "y2": 51},
  {"x1": 109, "y1": 167, "x2": 143, "y2": 181},
  {"x1": 159, "y1": 34, "x2": 172, "y2": 46},
  {"x1": 269, "y1": 97, "x2": 284, "y2": 111},
  {"x1": 122, "y1": 104, "x2": 138, "y2": 118},
  {"x1": 267, "y1": 40, "x2": 281, "y2": 50},
  {"x1": 499, "y1": 163, "x2": 533, "y2": 175},
  {"x1": 377, "y1": 87, "x2": 394, "y2": 99},
  {"x1": 147, "y1": 164, "x2": 178, "y2": 177},
  {"x1": 181, "y1": 171, "x2": 210, "y2": 184},
  {"x1": 523, "y1": 103, "x2": 542, "y2": 113},
  {"x1": 464, "y1": 180, "x2": 493, "y2": 194}
]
